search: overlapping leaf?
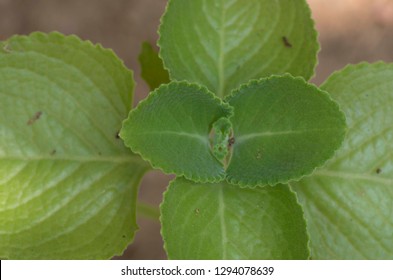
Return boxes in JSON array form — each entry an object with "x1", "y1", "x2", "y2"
[
  {"x1": 226, "y1": 75, "x2": 346, "y2": 187},
  {"x1": 161, "y1": 178, "x2": 310, "y2": 259},
  {"x1": 138, "y1": 41, "x2": 170, "y2": 90},
  {"x1": 292, "y1": 63, "x2": 393, "y2": 259},
  {"x1": 159, "y1": 0, "x2": 319, "y2": 97},
  {"x1": 0, "y1": 32, "x2": 148, "y2": 259},
  {"x1": 120, "y1": 82, "x2": 233, "y2": 183}
]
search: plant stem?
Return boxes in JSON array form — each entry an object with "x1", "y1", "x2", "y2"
[{"x1": 136, "y1": 201, "x2": 160, "y2": 221}]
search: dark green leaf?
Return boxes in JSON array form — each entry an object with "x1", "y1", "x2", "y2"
[
  {"x1": 120, "y1": 82, "x2": 233, "y2": 182},
  {"x1": 138, "y1": 41, "x2": 170, "y2": 90},
  {"x1": 226, "y1": 75, "x2": 346, "y2": 187}
]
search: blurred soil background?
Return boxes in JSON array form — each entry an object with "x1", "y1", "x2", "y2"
[{"x1": 1, "y1": 0, "x2": 392, "y2": 259}]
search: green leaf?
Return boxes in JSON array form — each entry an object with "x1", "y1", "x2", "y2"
[
  {"x1": 138, "y1": 41, "x2": 170, "y2": 90},
  {"x1": 161, "y1": 178, "x2": 310, "y2": 260},
  {"x1": 0, "y1": 32, "x2": 149, "y2": 259},
  {"x1": 211, "y1": 117, "x2": 232, "y2": 162},
  {"x1": 120, "y1": 82, "x2": 233, "y2": 183},
  {"x1": 226, "y1": 75, "x2": 346, "y2": 187},
  {"x1": 292, "y1": 63, "x2": 393, "y2": 259},
  {"x1": 159, "y1": 0, "x2": 319, "y2": 98}
]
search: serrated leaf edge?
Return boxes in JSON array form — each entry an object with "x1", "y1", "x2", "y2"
[
  {"x1": 157, "y1": 0, "x2": 320, "y2": 88},
  {"x1": 1, "y1": 31, "x2": 134, "y2": 87},
  {"x1": 159, "y1": 176, "x2": 176, "y2": 260},
  {"x1": 0, "y1": 31, "x2": 148, "y2": 259},
  {"x1": 225, "y1": 74, "x2": 347, "y2": 188},
  {"x1": 120, "y1": 81, "x2": 234, "y2": 183},
  {"x1": 160, "y1": 178, "x2": 311, "y2": 259},
  {"x1": 320, "y1": 61, "x2": 393, "y2": 89}
]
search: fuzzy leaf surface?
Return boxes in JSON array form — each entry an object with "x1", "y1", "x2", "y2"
[
  {"x1": 292, "y1": 63, "x2": 393, "y2": 259},
  {"x1": 161, "y1": 178, "x2": 310, "y2": 260},
  {"x1": 120, "y1": 82, "x2": 233, "y2": 182},
  {"x1": 226, "y1": 75, "x2": 346, "y2": 187},
  {"x1": 0, "y1": 32, "x2": 148, "y2": 259},
  {"x1": 159, "y1": 0, "x2": 319, "y2": 97},
  {"x1": 212, "y1": 117, "x2": 232, "y2": 161},
  {"x1": 138, "y1": 41, "x2": 170, "y2": 90}
]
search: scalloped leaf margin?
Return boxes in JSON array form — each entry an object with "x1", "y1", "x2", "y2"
[
  {"x1": 292, "y1": 62, "x2": 393, "y2": 259},
  {"x1": 158, "y1": 0, "x2": 319, "y2": 97},
  {"x1": 0, "y1": 32, "x2": 148, "y2": 259},
  {"x1": 225, "y1": 75, "x2": 347, "y2": 187},
  {"x1": 161, "y1": 177, "x2": 310, "y2": 260},
  {"x1": 120, "y1": 81, "x2": 233, "y2": 183}
]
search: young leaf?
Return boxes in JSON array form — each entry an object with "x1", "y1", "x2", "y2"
[
  {"x1": 292, "y1": 63, "x2": 393, "y2": 259},
  {"x1": 120, "y1": 82, "x2": 233, "y2": 182},
  {"x1": 0, "y1": 32, "x2": 149, "y2": 259},
  {"x1": 211, "y1": 117, "x2": 232, "y2": 161},
  {"x1": 138, "y1": 41, "x2": 170, "y2": 90},
  {"x1": 161, "y1": 178, "x2": 310, "y2": 260},
  {"x1": 159, "y1": 0, "x2": 319, "y2": 97},
  {"x1": 226, "y1": 75, "x2": 346, "y2": 187}
]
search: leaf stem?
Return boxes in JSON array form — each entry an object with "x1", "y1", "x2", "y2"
[{"x1": 136, "y1": 201, "x2": 160, "y2": 221}]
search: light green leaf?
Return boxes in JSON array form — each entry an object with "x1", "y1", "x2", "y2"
[
  {"x1": 292, "y1": 63, "x2": 393, "y2": 259},
  {"x1": 138, "y1": 41, "x2": 170, "y2": 90},
  {"x1": 212, "y1": 117, "x2": 232, "y2": 162},
  {"x1": 159, "y1": 0, "x2": 319, "y2": 97},
  {"x1": 161, "y1": 178, "x2": 310, "y2": 260},
  {"x1": 0, "y1": 32, "x2": 149, "y2": 259},
  {"x1": 120, "y1": 82, "x2": 233, "y2": 182},
  {"x1": 226, "y1": 75, "x2": 346, "y2": 187}
]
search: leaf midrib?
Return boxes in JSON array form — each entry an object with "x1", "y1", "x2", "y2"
[
  {"x1": 236, "y1": 127, "x2": 341, "y2": 143},
  {"x1": 218, "y1": 185, "x2": 228, "y2": 259},
  {"x1": 132, "y1": 130, "x2": 208, "y2": 144},
  {"x1": 217, "y1": 0, "x2": 227, "y2": 98}
]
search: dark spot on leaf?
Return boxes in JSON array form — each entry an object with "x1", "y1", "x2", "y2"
[
  {"x1": 228, "y1": 137, "x2": 235, "y2": 147},
  {"x1": 376, "y1": 168, "x2": 382, "y2": 174},
  {"x1": 27, "y1": 111, "x2": 43, "y2": 125},
  {"x1": 122, "y1": 235, "x2": 126, "y2": 238},
  {"x1": 50, "y1": 149, "x2": 56, "y2": 155},
  {"x1": 195, "y1": 208, "x2": 200, "y2": 215},
  {"x1": 98, "y1": 152, "x2": 102, "y2": 156},
  {"x1": 282, "y1": 36, "x2": 292, "y2": 48},
  {"x1": 115, "y1": 131, "x2": 121, "y2": 139}
]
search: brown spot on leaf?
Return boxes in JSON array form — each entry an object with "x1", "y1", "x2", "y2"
[
  {"x1": 27, "y1": 111, "x2": 42, "y2": 125},
  {"x1": 115, "y1": 131, "x2": 121, "y2": 139},
  {"x1": 50, "y1": 149, "x2": 56, "y2": 155},
  {"x1": 282, "y1": 36, "x2": 292, "y2": 48},
  {"x1": 228, "y1": 137, "x2": 235, "y2": 147},
  {"x1": 376, "y1": 168, "x2": 382, "y2": 174}
]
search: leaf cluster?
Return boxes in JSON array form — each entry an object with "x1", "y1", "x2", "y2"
[{"x1": 0, "y1": 0, "x2": 392, "y2": 259}]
